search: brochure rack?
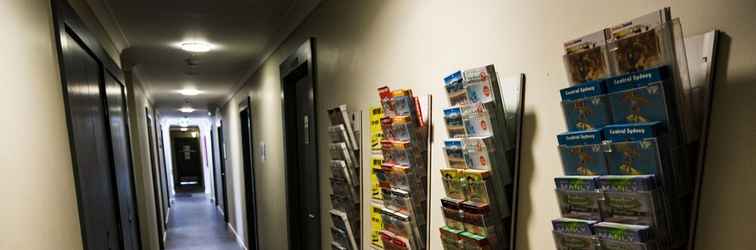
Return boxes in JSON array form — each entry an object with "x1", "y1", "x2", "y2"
[
  {"x1": 374, "y1": 86, "x2": 431, "y2": 250},
  {"x1": 328, "y1": 105, "x2": 362, "y2": 250},
  {"x1": 368, "y1": 106, "x2": 387, "y2": 250},
  {"x1": 552, "y1": 8, "x2": 718, "y2": 250},
  {"x1": 439, "y1": 65, "x2": 524, "y2": 250}
]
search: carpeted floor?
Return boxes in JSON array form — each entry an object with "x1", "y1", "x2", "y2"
[{"x1": 165, "y1": 192, "x2": 242, "y2": 250}]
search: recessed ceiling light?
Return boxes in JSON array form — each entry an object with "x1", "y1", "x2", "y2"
[
  {"x1": 179, "y1": 107, "x2": 195, "y2": 113},
  {"x1": 178, "y1": 88, "x2": 202, "y2": 96},
  {"x1": 180, "y1": 42, "x2": 212, "y2": 53}
]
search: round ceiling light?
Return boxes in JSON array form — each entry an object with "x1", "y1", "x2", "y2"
[
  {"x1": 180, "y1": 42, "x2": 212, "y2": 53},
  {"x1": 178, "y1": 88, "x2": 202, "y2": 96},
  {"x1": 179, "y1": 107, "x2": 195, "y2": 113}
]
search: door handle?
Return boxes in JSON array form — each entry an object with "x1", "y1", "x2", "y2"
[{"x1": 308, "y1": 213, "x2": 316, "y2": 219}]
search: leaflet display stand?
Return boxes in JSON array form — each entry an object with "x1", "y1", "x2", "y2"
[
  {"x1": 373, "y1": 86, "x2": 431, "y2": 250},
  {"x1": 439, "y1": 65, "x2": 526, "y2": 250},
  {"x1": 551, "y1": 7, "x2": 719, "y2": 250},
  {"x1": 328, "y1": 105, "x2": 363, "y2": 250},
  {"x1": 367, "y1": 106, "x2": 387, "y2": 250}
]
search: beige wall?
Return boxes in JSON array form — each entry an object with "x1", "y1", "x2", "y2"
[
  {"x1": 221, "y1": 0, "x2": 756, "y2": 249},
  {"x1": 678, "y1": 1, "x2": 756, "y2": 249},
  {"x1": 220, "y1": 95, "x2": 260, "y2": 249},
  {"x1": 0, "y1": 1, "x2": 168, "y2": 250},
  {"x1": 126, "y1": 70, "x2": 166, "y2": 250},
  {"x1": 0, "y1": 0, "x2": 83, "y2": 249}
]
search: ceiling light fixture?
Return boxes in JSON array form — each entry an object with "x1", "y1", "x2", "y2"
[
  {"x1": 178, "y1": 88, "x2": 202, "y2": 96},
  {"x1": 179, "y1": 107, "x2": 195, "y2": 113},
  {"x1": 180, "y1": 127, "x2": 188, "y2": 131},
  {"x1": 180, "y1": 41, "x2": 212, "y2": 53}
]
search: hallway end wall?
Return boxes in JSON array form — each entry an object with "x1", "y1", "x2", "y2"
[{"x1": 159, "y1": 117, "x2": 216, "y2": 199}]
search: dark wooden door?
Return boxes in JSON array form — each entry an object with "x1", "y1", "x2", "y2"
[
  {"x1": 53, "y1": 1, "x2": 146, "y2": 249},
  {"x1": 210, "y1": 130, "x2": 220, "y2": 205},
  {"x1": 104, "y1": 73, "x2": 142, "y2": 250},
  {"x1": 239, "y1": 101, "x2": 260, "y2": 250},
  {"x1": 58, "y1": 28, "x2": 123, "y2": 250},
  {"x1": 218, "y1": 123, "x2": 230, "y2": 222},
  {"x1": 281, "y1": 40, "x2": 320, "y2": 250},
  {"x1": 172, "y1": 136, "x2": 203, "y2": 188}
]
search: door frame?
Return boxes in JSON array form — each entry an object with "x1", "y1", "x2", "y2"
[
  {"x1": 210, "y1": 125, "x2": 219, "y2": 205},
  {"x1": 102, "y1": 70, "x2": 144, "y2": 250},
  {"x1": 115, "y1": 75, "x2": 144, "y2": 250},
  {"x1": 156, "y1": 120, "x2": 171, "y2": 211},
  {"x1": 169, "y1": 127, "x2": 204, "y2": 190},
  {"x1": 239, "y1": 97, "x2": 260, "y2": 250},
  {"x1": 145, "y1": 109, "x2": 165, "y2": 250},
  {"x1": 279, "y1": 38, "x2": 320, "y2": 250},
  {"x1": 52, "y1": 1, "x2": 135, "y2": 249}
]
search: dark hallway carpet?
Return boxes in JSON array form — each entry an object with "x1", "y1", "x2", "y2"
[{"x1": 165, "y1": 192, "x2": 241, "y2": 250}]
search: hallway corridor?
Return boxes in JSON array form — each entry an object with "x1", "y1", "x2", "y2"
[{"x1": 165, "y1": 193, "x2": 241, "y2": 250}]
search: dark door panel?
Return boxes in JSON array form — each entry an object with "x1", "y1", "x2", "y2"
[
  {"x1": 294, "y1": 75, "x2": 320, "y2": 240},
  {"x1": 171, "y1": 133, "x2": 203, "y2": 191},
  {"x1": 218, "y1": 124, "x2": 230, "y2": 223},
  {"x1": 211, "y1": 131, "x2": 219, "y2": 205},
  {"x1": 104, "y1": 73, "x2": 142, "y2": 250},
  {"x1": 239, "y1": 103, "x2": 260, "y2": 250},
  {"x1": 281, "y1": 39, "x2": 320, "y2": 250},
  {"x1": 60, "y1": 31, "x2": 123, "y2": 250},
  {"x1": 54, "y1": 1, "x2": 144, "y2": 249}
]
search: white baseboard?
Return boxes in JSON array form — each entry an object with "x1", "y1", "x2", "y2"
[
  {"x1": 227, "y1": 223, "x2": 248, "y2": 250},
  {"x1": 216, "y1": 205, "x2": 224, "y2": 216},
  {"x1": 162, "y1": 209, "x2": 170, "y2": 244}
]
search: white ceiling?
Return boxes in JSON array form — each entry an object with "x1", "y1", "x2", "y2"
[{"x1": 98, "y1": 0, "x2": 321, "y2": 117}]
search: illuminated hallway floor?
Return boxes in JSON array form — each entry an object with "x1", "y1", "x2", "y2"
[{"x1": 165, "y1": 192, "x2": 241, "y2": 250}]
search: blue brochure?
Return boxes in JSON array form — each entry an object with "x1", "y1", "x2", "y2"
[
  {"x1": 598, "y1": 175, "x2": 656, "y2": 192},
  {"x1": 594, "y1": 222, "x2": 653, "y2": 242},
  {"x1": 555, "y1": 176, "x2": 599, "y2": 191},
  {"x1": 443, "y1": 106, "x2": 465, "y2": 138},
  {"x1": 552, "y1": 218, "x2": 598, "y2": 235},
  {"x1": 444, "y1": 71, "x2": 467, "y2": 106},
  {"x1": 560, "y1": 80, "x2": 612, "y2": 131},
  {"x1": 551, "y1": 218, "x2": 600, "y2": 249},
  {"x1": 557, "y1": 129, "x2": 604, "y2": 146},
  {"x1": 606, "y1": 66, "x2": 672, "y2": 126},
  {"x1": 557, "y1": 130, "x2": 608, "y2": 176},
  {"x1": 603, "y1": 123, "x2": 663, "y2": 176}
]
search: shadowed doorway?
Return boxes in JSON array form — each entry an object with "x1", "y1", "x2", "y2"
[{"x1": 170, "y1": 127, "x2": 204, "y2": 193}]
